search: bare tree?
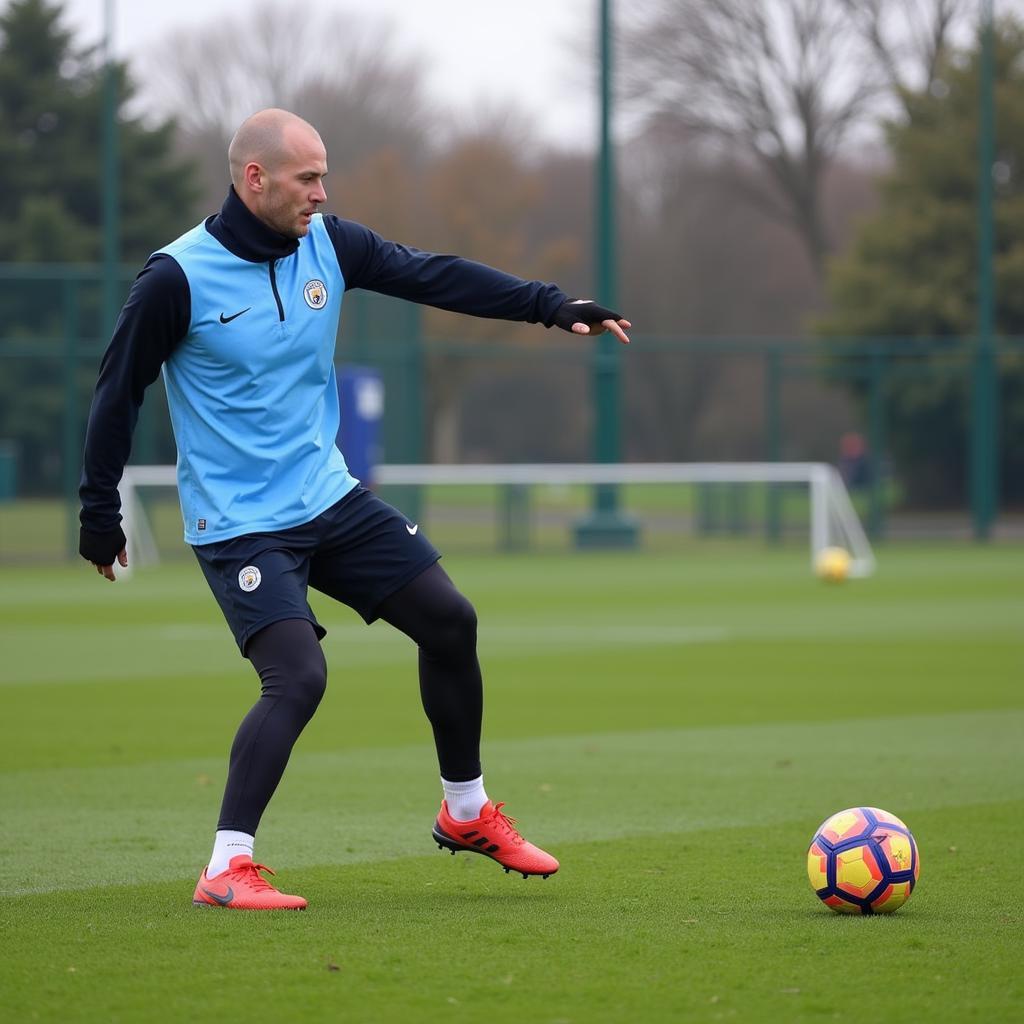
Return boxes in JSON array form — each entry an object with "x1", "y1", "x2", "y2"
[
  {"x1": 138, "y1": 3, "x2": 435, "y2": 206},
  {"x1": 621, "y1": 0, "x2": 971, "y2": 278},
  {"x1": 141, "y1": 5, "x2": 429, "y2": 133},
  {"x1": 837, "y1": 0, "x2": 974, "y2": 113}
]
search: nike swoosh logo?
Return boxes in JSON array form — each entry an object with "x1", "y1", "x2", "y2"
[
  {"x1": 200, "y1": 885, "x2": 235, "y2": 906},
  {"x1": 219, "y1": 307, "x2": 251, "y2": 324},
  {"x1": 406, "y1": 523, "x2": 419, "y2": 535}
]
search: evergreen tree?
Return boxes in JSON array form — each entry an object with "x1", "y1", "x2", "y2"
[
  {"x1": 821, "y1": 19, "x2": 1024, "y2": 506},
  {"x1": 0, "y1": 0, "x2": 196, "y2": 261},
  {"x1": 0, "y1": 0, "x2": 197, "y2": 495}
]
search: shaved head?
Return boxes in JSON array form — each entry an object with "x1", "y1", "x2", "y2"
[
  {"x1": 227, "y1": 108, "x2": 329, "y2": 238},
  {"x1": 228, "y1": 108, "x2": 322, "y2": 189}
]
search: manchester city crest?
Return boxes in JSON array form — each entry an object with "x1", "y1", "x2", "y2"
[
  {"x1": 238, "y1": 565, "x2": 262, "y2": 592},
  {"x1": 303, "y1": 279, "x2": 327, "y2": 309}
]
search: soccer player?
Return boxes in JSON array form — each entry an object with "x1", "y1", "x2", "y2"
[{"x1": 79, "y1": 108, "x2": 630, "y2": 910}]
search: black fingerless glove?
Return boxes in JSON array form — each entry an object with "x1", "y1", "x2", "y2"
[
  {"x1": 553, "y1": 299, "x2": 623, "y2": 333},
  {"x1": 79, "y1": 524, "x2": 127, "y2": 566}
]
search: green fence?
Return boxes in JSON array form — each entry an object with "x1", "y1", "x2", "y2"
[{"x1": 0, "y1": 263, "x2": 1019, "y2": 561}]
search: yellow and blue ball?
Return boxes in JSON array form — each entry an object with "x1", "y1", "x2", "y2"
[{"x1": 807, "y1": 806, "x2": 920, "y2": 914}]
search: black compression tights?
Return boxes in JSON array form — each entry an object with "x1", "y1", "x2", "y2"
[
  {"x1": 376, "y1": 562, "x2": 483, "y2": 783},
  {"x1": 217, "y1": 562, "x2": 482, "y2": 834}
]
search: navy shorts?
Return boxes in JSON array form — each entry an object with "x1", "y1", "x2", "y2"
[{"x1": 192, "y1": 485, "x2": 440, "y2": 655}]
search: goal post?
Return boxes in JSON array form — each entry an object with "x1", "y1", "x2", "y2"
[
  {"x1": 118, "y1": 462, "x2": 875, "y2": 576},
  {"x1": 376, "y1": 463, "x2": 876, "y2": 577},
  {"x1": 118, "y1": 464, "x2": 172, "y2": 573}
]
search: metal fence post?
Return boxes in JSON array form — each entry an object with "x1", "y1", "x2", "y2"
[
  {"x1": 764, "y1": 346, "x2": 782, "y2": 542},
  {"x1": 867, "y1": 349, "x2": 887, "y2": 539},
  {"x1": 62, "y1": 276, "x2": 80, "y2": 560},
  {"x1": 971, "y1": 0, "x2": 998, "y2": 539}
]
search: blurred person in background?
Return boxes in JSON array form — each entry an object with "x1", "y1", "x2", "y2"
[
  {"x1": 839, "y1": 431, "x2": 870, "y2": 491},
  {"x1": 78, "y1": 108, "x2": 630, "y2": 910}
]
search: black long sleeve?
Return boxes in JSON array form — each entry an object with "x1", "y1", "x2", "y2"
[
  {"x1": 323, "y1": 217, "x2": 568, "y2": 326},
  {"x1": 79, "y1": 255, "x2": 190, "y2": 533}
]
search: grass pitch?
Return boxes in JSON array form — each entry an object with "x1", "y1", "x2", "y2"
[{"x1": 1, "y1": 542, "x2": 1021, "y2": 1023}]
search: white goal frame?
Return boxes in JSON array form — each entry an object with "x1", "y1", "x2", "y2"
[{"x1": 118, "y1": 462, "x2": 876, "y2": 577}]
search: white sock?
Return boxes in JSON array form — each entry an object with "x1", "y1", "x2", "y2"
[
  {"x1": 442, "y1": 775, "x2": 489, "y2": 821},
  {"x1": 207, "y1": 830, "x2": 255, "y2": 878}
]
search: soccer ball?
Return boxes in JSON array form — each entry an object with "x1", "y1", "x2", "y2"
[
  {"x1": 807, "y1": 806, "x2": 920, "y2": 914},
  {"x1": 815, "y1": 546, "x2": 852, "y2": 582}
]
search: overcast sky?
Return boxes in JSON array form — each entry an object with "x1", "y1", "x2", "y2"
[{"x1": 53, "y1": 0, "x2": 598, "y2": 144}]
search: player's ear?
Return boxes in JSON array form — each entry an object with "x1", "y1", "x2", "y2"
[{"x1": 244, "y1": 162, "x2": 264, "y2": 193}]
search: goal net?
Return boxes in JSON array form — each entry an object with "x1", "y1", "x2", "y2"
[{"x1": 117, "y1": 462, "x2": 875, "y2": 577}]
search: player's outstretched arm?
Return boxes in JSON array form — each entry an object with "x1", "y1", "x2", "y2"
[
  {"x1": 325, "y1": 219, "x2": 631, "y2": 338},
  {"x1": 553, "y1": 299, "x2": 631, "y2": 344}
]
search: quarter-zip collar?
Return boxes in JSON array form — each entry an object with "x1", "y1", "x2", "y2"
[{"x1": 205, "y1": 186, "x2": 300, "y2": 263}]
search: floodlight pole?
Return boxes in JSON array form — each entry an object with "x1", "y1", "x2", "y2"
[
  {"x1": 574, "y1": 0, "x2": 638, "y2": 548},
  {"x1": 971, "y1": 0, "x2": 997, "y2": 539},
  {"x1": 101, "y1": 0, "x2": 120, "y2": 338}
]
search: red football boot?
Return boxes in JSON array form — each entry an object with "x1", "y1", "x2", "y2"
[
  {"x1": 432, "y1": 800, "x2": 559, "y2": 878},
  {"x1": 192, "y1": 854, "x2": 307, "y2": 910}
]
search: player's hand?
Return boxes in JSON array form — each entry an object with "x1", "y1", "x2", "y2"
[
  {"x1": 554, "y1": 299, "x2": 631, "y2": 344},
  {"x1": 94, "y1": 548, "x2": 128, "y2": 581},
  {"x1": 80, "y1": 525, "x2": 128, "y2": 581}
]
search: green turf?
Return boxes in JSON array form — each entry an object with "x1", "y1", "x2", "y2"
[{"x1": 1, "y1": 544, "x2": 1022, "y2": 1023}]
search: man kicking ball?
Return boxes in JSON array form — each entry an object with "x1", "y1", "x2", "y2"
[{"x1": 79, "y1": 108, "x2": 631, "y2": 909}]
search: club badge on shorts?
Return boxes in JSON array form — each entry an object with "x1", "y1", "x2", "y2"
[
  {"x1": 303, "y1": 279, "x2": 327, "y2": 309},
  {"x1": 238, "y1": 565, "x2": 262, "y2": 592}
]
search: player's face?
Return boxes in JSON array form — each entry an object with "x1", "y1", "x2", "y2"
[{"x1": 257, "y1": 127, "x2": 328, "y2": 239}]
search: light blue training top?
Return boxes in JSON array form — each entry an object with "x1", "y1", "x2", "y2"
[{"x1": 158, "y1": 214, "x2": 357, "y2": 544}]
